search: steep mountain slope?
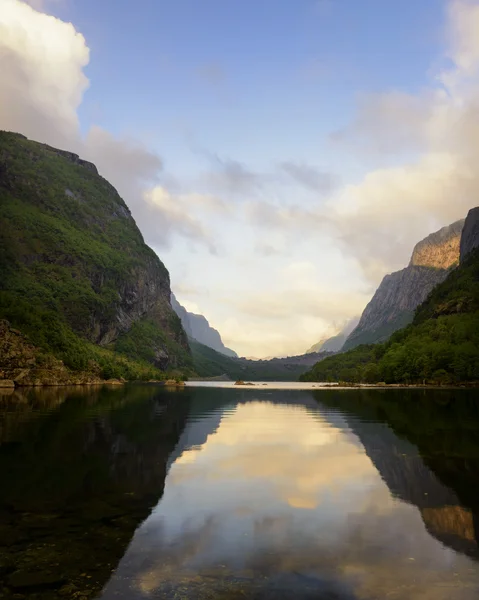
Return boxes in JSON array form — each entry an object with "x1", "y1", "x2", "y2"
[
  {"x1": 460, "y1": 207, "x2": 479, "y2": 261},
  {"x1": 0, "y1": 131, "x2": 192, "y2": 382},
  {"x1": 171, "y1": 293, "x2": 237, "y2": 357},
  {"x1": 343, "y1": 220, "x2": 464, "y2": 350},
  {"x1": 306, "y1": 317, "x2": 360, "y2": 353},
  {"x1": 301, "y1": 208, "x2": 479, "y2": 384}
]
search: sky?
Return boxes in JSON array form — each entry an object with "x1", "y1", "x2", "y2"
[{"x1": 1, "y1": 0, "x2": 479, "y2": 357}]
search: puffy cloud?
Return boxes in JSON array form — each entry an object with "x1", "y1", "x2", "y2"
[
  {"x1": 0, "y1": 0, "x2": 219, "y2": 252},
  {"x1": 144, "y1": 187, "x2": 221, "y2": 252},
  {"x1": 321, "y1": 0, "x2": 479, "y2": 279},
  {"x1": 243, "y1": 0, "x2": 479, "y2": 284},
  {"x1": 0, "y1": 0, "x2": 89, "y2": 146}
]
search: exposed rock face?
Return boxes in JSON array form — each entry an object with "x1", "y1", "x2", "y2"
[
  {"x1": 343, "y1": 220, "x2": 464, "y2": 350},
  {"x1": 410, "y1": 220, "x2": 464, "y2": 268},
  {"x1": 460, "y1": 207, "x2": 479, "y2": 262},
  {"x1": 171, "y1": 293, "x2": 237, "y2": 358}
]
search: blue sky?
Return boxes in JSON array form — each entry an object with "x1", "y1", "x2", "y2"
[
  {"x1": 73, "y1": 0, "x2": 444, "y2": 174},
  {"x1": 2, "y1": 0, "x2": 478, "y2": 357}
]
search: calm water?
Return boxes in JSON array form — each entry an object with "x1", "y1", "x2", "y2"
[{"x1": 1, "y1": 384, "x2": 479, "y2": 599}]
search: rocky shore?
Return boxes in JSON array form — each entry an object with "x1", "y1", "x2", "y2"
[{"x1": 0, "y1": 320, "x2": 124, "y2": 388}]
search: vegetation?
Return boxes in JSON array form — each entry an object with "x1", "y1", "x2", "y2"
[
  {"x1": 190, "y1": 339, "x2": 321, "y2": 381},
  {"x1": 301, "y1": 248, "x2": 479, "y2": 384},
  {"x1": 0, "y1": 131, "x2": 190, "y2": 380},
  {"x1": 342, "y1": 310, "x2": 413, "y2": 350}
]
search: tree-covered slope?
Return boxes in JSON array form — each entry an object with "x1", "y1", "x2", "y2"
[
  {"x1": 0, "y1": 131, "x2": 192, "y2": 381},
  {"x1": 190, "y1": 339, "x2": 329, "y2": 381},
  {"x1": 301, "y1": 243, "x2": 479, "y2": 385}
]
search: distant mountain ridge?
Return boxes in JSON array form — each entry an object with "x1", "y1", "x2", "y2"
[
  {"x1": 343, "y1": 219, "x2": 464, "y2": 350},
  {"x1": 190, "y1": 339, "x2": 331, "y2": 381},
  {"x1": 306, "y1": 317, "x2": 360, "y2": 354},
  {"x1": 171, "y1": 294, "x2": 238, "y2": 358}
]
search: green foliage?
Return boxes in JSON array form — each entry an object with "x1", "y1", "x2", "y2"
[
  {"x1": 190, "y1": 340, "x2": 313, "y2": 381},
  {"x1": 115, "y1": 319, "x2": 194, "y2": 373},
  {"x1": 0, "y1": 131, "x2": 189, "y2": 379},
  {"x1": 342, "y1": 310, "x2": 413, "y2": 350},
  {"x1": 302, "y1": 249, "x2": 479, "y2": 384}
]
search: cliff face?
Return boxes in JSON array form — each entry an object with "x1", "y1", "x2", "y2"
[
  {"x1": 343, "y1": 220, "x2": 464, "y2": 350},
  {"x1": 0, "y1": 131, "x2": 190, "y2": 377},
  {"x1": 460, "y1": 207, "x2": 479, "y2": 262},
  {"x1": 171, "y1": 293, "x2": 238, "y2": 358}
]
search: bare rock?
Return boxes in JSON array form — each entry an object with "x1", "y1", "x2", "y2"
[{"x1": 460, "y1": 206, "x2": 479, "y2": 262}]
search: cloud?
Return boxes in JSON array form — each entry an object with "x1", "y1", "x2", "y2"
[
  {"x1": 232, "y1": 288, "x2": 368, "y2": 323},
  {"x1": 322, "y1": 2, "x2": 479, "y2": 279},
  {"x1": 199, "y1": 154, "x2": 264, "y2": 196},
  {"x1": 144, "y1": 187, "x2": 220, "y2": 252},
  {"x1": 0, "y1": 0, "x2": 89, "y2": 147},
  {"x1": 0, "y1": 0, "x2": 219, "y2": 253},
  {"x1": 243, "y1": 1, "x2": 479, "y2": 283},
  {"x1": 81, "y1": 128, "x2": 218, "y2": 250},
  {"x1": 279, "y1": 161, "x2": 337, "y2": 194}
]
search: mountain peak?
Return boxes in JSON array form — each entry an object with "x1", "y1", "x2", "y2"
[{"x1": 409, "y1": 219, "x2": 464, "y2": 269}]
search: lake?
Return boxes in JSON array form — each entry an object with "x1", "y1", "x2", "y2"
[{"x1": 1, "y1": 383, "x2": 479, "y2": 599}]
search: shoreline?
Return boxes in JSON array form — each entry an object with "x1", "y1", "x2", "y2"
[{"x1": 1, "y1": 378, "x2": 477, "y2": 391}]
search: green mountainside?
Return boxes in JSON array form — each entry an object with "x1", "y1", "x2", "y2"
[
  {"x1": 301, "y1": 220, "x2": 479, "y2": 385},
  {"x1": 0, "y1": 131, "x2": 193, "y2": 383}
]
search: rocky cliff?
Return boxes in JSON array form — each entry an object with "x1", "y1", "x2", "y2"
[
  {"x1": 0, "y1": 131, "x2": 191, "y2": 381},
  {"x1": 460, "y1": 207, "x2": 479, "y2": 262},
  {"x1": 171, "y1": 293, "x2": 238, "y2": 358},
  {"x1": 343, "y1": 219, "x2": 464, "y2": 350}
]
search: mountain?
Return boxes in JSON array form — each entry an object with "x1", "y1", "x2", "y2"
[
  {"x1": 190, "y1": 339, "x2": 331, "y2": 381},
  {"x1": 460, "y1": 207, "x2": 479, "y2": 261},
  {"x1": 171, "y1": 293, "x2": 237, "y2": 357},
  {"x1": 0, "y1": 131, "x2": 192, "y2": 384},
  {"x1": 343, "y1": 219, "x2": 464, "y2": 351},
  {"x1": 301, "y1": 207, "x2": 479, "y2": 384},
  {"x1": 306, "y1": 317, "x2": 360, "y2": 353}
]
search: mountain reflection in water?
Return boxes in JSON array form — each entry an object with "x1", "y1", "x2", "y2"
[{"x1": 1, "y1": 385, "x2": 479, "y2": 599}]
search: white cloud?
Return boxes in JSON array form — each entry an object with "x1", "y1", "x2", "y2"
[
  {"x1": 0, "y1": 0, "x2": 89, "y2": 146},
  {"x1": 243, "y1": 0, "x2": 479, "y2": 284},
  {"x1": 0, "y1": 0, "x2": 219, "y2": 253}
]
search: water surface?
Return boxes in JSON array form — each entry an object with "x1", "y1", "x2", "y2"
[{"x1": 1, "y1": 384, "x2": 479, "y2": 599}]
